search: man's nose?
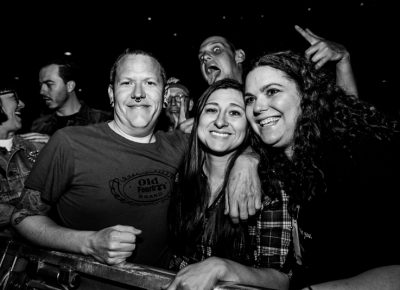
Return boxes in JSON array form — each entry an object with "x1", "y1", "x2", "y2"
[
  {"x1": 200, "y1": 53, "x2": 212, "y2": 64},
  {"x1": 132, "y1": 84, "x2": 145, "y2": 100},
  {"x1": 18, "y1": 100, "x2": 25, "y2": 109},
  {"x1": 170, "y1": 96, "x2": 178, "y2": 106},
  {"x1": 39, "y1": 84, "x2": 46, "y2": 95}
]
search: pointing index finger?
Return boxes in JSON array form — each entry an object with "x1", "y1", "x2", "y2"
[{"x1": 295, "y1": 25, "x2": 317, "y2": 45}]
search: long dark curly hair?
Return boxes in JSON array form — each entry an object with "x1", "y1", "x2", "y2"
[
  {"x1": 168, "y1": 78, "x2": 251, "y2": 261},
  {"x1": 247, "y1": 51, "x2": 399, "y2": 211}
]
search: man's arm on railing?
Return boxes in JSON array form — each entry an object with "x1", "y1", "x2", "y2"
[
  {"x1": 1, "y1": 237, "x2": 274, "y2": 290},
  {"x1": 11, "y1": 188, "x2": 141, "y2": 265}
]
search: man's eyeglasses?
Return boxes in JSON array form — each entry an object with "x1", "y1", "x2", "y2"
[
  {"x1": 169, "y1": 94, "x2": 188, "y2": 102},
  {"x1": 0, "y1": 89, "x2": 19, "y2": 103},
  {"x1": 163, "y1": 93, "x2": 188, "y2": 107}
]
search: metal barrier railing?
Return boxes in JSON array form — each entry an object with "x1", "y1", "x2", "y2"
[{"x1": 0, "y1": 236, "x2": 274, "y2": 290}]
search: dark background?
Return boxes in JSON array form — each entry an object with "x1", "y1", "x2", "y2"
[{"x1": 0, "y1": 0, "x2": 398, "y2": 132}]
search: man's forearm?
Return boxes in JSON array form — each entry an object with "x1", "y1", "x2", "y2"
[
  {"x1": 12, "y1": 214, "x2": 93, "y2": 255},
  {"x1": 11, "y1": 188, "x2": 138, "y2": 265},
  {"x1": 336, "y1": 56, "x2": 358, "y2": 97},
  {"x1": 227, "y1": 146, "x2": 261, "y2": 222},
  {"x1": 10, "y1": 187, "x2": 91, "y2": 253}
]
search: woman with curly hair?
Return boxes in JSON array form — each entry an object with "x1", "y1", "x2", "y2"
[
  {"x1": 244, "y1": 50, "x2": 400, "y2": 289},
  {"x1": 166, "y1": 79, "x2": 291, "y2": 290}
]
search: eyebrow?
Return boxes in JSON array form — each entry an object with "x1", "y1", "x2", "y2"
[
  {"x1": 205, "y1": 102, "x2": 245, "y2": 110},
  {"x1": 230, "y1": 103, "x2": 245, "y2": 110},
  {"x1": 206, "y1": 41, "x2": 226, "y2": 47},
  {"x1": 118, "y1": 76, "x2": 160, "y2": 82},
  {"x1": 244, "y1": 83, "x2": 284, "y2": 97},
  {"x1": 0, "y1": 92, "x2": 15, "y2": 98},
  {"x1": 40, "y1": 79, "x2": 55, "y2": 84},
  {"x1": 261, "y1": 83, "x2": 284, "y2": 91},
  {"x1": 0, "y1": 90, "x2": 15, "y2": 95}
]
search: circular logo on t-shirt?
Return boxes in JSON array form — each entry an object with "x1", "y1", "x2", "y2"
[{"x1": 109, "y1": 170, "x2": 173, "y2": 205}]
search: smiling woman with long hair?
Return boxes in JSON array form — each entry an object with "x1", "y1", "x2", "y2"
[
  {"x1": 244, "y1": 50, "x2": 400, "y2": 289},
  {"x1": 167, "y1": 78, "x2": 292, "y2": 290}
]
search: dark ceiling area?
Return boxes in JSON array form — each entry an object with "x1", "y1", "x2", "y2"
[{"x1": 0, "y1": 1, "x2": 398, "y2": 130}]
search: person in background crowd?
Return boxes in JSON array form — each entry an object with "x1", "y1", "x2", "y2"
[
  {"x1": 21, "y1": 57, "x2": 111, "y2": 144},
  {"x1": 0, "y1": 84, "x2": 44, "y2": 235},
  {"x1": 162, "y1": 77, "x2": 194, "y2": 132},
  {"x1": 198, "y1": 25, "x2": 358, "y2": 96}
]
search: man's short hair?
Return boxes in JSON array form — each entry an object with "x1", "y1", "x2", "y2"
[
  {"x1": 109, "y1": 49, "x2": 166, "y2": 87},
  {"x1": 199, "y1": 32, "x2": 240, "y2": 54},
  {"x1": 40, "y1": 57, "x2": 80, "y2": 85}
]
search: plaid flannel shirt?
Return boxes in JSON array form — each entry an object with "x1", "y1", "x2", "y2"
[{"x1": 170, "y1": 189, "x2": 293, "y2": 276}]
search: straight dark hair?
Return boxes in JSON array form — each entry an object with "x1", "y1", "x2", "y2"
[
  {"x1": 40, "y1": 57, "x2": 80, "y2": 85},
  {"x1": 169, "y1": 78, "x2": 251, "y2": 261}
]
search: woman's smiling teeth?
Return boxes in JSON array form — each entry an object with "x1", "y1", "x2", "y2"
[
  {"x1": 259, "y1": 116, "x2": 280, "y2": 127},
  {"x1": 210, "y1": 131, "x2": 230, "y2": 137}
]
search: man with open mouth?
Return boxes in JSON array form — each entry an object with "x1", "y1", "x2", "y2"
[{"x1": 0, "y1": 85, "x2": 44, "y2": 235}]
